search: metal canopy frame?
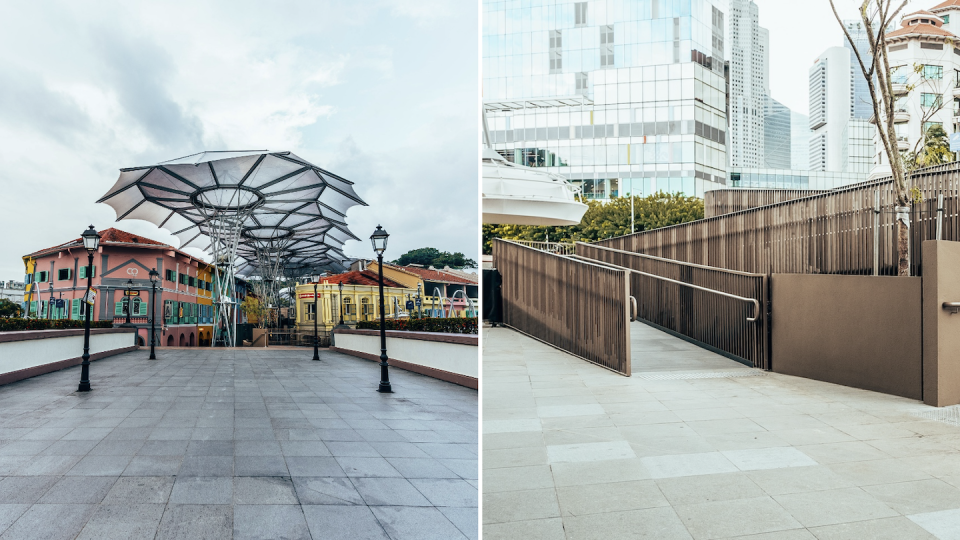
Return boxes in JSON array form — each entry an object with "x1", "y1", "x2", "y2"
[{"x1": 98, "y1": 151, "x2": 367, "y2": 346}]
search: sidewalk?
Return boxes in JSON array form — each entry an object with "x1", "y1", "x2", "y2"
[
  {"x1": 483, "y1": 324, "x2": 960, "y2": 540},
  {"x1": 0, "y1": 347, "x2": 477, "y2": 540}
]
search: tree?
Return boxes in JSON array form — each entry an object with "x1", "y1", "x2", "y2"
[
  {"x1": 914, "y1": 124, "x2": 954, "y2": 169},
  {"x1": 0, "y1": 298, "x2": 22, "y2": 318},
  {"x1": 483, "y1": 191, "x2": 704, "y2": 254},
  {"x1": 394, "y1": 247, "x2": 478, "y2": 269},
  {"x1": 240, "y1": 295, "x2": 269, "y2": 329},
  {"x1": 830, "y1": 0, "x2": 912, "y2": 275}
]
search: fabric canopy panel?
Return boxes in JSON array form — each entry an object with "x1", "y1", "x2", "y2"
[{"x1": 97, "y1": 150, "x2": 367, "y2": 275}]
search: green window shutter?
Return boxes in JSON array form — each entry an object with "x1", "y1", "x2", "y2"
[
  {"x1": 78, "y1": 267, "x2": 85, "y2": 279},
  {"x1": 90, "y1": 266, "x2": 96, "y2": 278},
  {"x1": 71, "y1": 299, "x2": 79, "y2": 320},
  {"x1": 115, "y1": 301, "x2": 123, "y2": 316},
  {"x1": 138, "y1": 301, "x2": 148, "y2": 316}
]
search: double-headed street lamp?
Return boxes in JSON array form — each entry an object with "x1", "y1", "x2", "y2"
[
  {"x1": 371, "y1": 225, "x2": 392, "y2": 394},
  {"x1": 149, "y1": 268, "x2": 159, "y2": 360},
  {"x1": 78, "y1": 225, "x2": 100, "y2": 392},
  {"x1": 312, "y1": 276, "x2": 320, "y2": 361}
]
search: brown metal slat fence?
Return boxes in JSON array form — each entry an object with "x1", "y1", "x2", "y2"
[
  {"x1": 595, "y1": 162, "x2": 960, "y2": 277},
  {"x1": 493, "y1": 239, "x2": 632, "y2": 376},
  {"x1": 577, "y1": 242, "x2": 768, "y2": 369}
]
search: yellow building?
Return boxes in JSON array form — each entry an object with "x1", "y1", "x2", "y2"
[
  {"x1": 197, "y1": 262, "x2": 215, "y2": 346},
  {"x1": 293, "y1": 269, "x2": 412, "y2": 333},
  {"x1": 365, "y1": 261, "x2": 479, "y2": 318}
]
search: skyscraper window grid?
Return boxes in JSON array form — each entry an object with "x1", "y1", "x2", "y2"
[{"x1": 482, "y1": 0, "x2": 729, "y2": 201}]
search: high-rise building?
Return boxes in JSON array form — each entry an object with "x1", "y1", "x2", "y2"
[
  {"x1": 809, "y1": 47, "x2": 853, "y2": 172},
  {"x1": 843, "y1": 20, "x2": 874, "y2": 120},
  {"x1": 728, "y1": 0, "x2": 769, "y2": 167},
  {"x1": 791, "y1": 110, "x2": 811, "y2": 170},
  {"x1": 482, "y1": 0, "x2": 729, "y2": 200},
  {"x1": 763, "y1": 96, "x2": 791, "y2": 169}
]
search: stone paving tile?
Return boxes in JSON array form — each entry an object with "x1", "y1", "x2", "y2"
[
  {"x1": 0, "y1": 347, "x2": 476, "y2": 539},
  {"x1": 483, "y1": 325, "x2": 960, "y2": 539}
]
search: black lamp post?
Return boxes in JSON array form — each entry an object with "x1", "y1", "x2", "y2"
[
  {"x1": 78, "y1": 225, "x2": 99, "y2": 392},
  {"x1": 47, "y1": 281, "x2": 54, "y2": 320},
  {"x1": 312, "y1": 277, "x2": 320, "y2": 361},
  {"x1": 124, "y1": 279, "x2": 134, "y2": 325},
  {"x1": 338, "y1": 281, "x2": 344, "y2": 326},
  {"x1": 149, "y1": 268, "x2": 159, "y2": 360},
  {"x1": 371, "y1": 225, "x2": 392, "y2": 393}
]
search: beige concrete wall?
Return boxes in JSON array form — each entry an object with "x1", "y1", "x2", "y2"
[
  {"x1": 771, "y1": 274, "x2": 922, "y2": 400},
  {"x1": 922, "y1": 240, "x2": 960, "y2": 406}
]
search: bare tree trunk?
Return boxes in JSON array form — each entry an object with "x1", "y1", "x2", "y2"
[
  {"x1": 896, "y1": 208, "x2": 910, "y2": 276},
  {"x1": 830, "y1": 0, "x2": 911, "y2": 275}
]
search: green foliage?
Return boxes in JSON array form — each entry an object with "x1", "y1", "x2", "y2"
[
  {"x1": 903, "y1": 124, "x2": 954, "y2": 174},
  {"x1": 483, "y1": 191, "x2": 704, "y2": 253},
  {"x1": 355, "y1": 317, "x2": 478, "y2": 334},
  {"x1": 393, "y1": 248, "x2": 477, "y2": 269},
  {"x1": 0, "y1": 299, "x2": 22, "y2": 318},
  {"x1": 240, "y1": 296, "x2": 269, "y2": 329},
  {"x1": 0, "y1": 318, "x2": 113, "y2": 331}
]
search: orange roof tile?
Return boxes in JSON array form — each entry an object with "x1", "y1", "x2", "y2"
[
  {"x1": 24, "y1": 227, "x2": 205, "y2": 265},
  {"x1": 319, "y1": 270, "x2": 405, "y2": 288},
  {"x1": 393, "y1": 265, "x2": 477, "y2": 284},
  {"x1": 931, "y1": 0, "x2": 960, "y2": 10},
  {"x1": 886, "y1": 22, "x2": 956, "y2": 39}
]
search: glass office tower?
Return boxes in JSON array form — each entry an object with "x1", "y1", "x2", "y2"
[{"x1": 482, "y1": 0, "x2": 729, "y2": 200}]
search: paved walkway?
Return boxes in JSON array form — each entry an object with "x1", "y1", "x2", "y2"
[
  {"x1": 0, "y1": 347, "x2": 477, "y2": 540},
  {"x1": 483, "y1": 324, "x2": 960, "y2": 540}
]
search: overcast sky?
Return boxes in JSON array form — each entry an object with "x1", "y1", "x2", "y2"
[
  {"x1": 757, "y1": 0, "x2": 922, "y2": 116},
  {"x1": 0, "y1": 0, "x2": 479, "y2": 280}
]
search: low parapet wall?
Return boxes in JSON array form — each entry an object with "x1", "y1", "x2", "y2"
[
  {"x1": 0, "y1": 328, "x2": 138, "y2": 386},
  {"x1": 331, "y1": 329, "x2": 478, "y2": 389}
]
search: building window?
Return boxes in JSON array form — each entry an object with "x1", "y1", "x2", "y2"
[
  {"x1": 924, "y1": 121, "x2": 943, "y2": 133},
  {"x1": 166, "y1": 269, "x2": 176, "y2": 282},
  {"x1": 944, "y1": 14, "x2": 951, "y2": 23},
  {"x1": 921, "y1": 92, "x2": 942, "y2": 108},
  {"x1": 600, "y1": 25, "x2": 614, "y2": 67},
  {"x1": 574, "y1": 2, "x2": 587, "y2": 26},
  {"x1": 57, "y1": 268, "x2": 72, "y2": 281},
  {"x1": 576, "y1": 72, "x2": 588, "y2": 94},
  {"x1": 549, "y1": 30, "x2": 562, "y2": 73},
  {"x1": 923, "y1": 64, "x2": 944, "y2": 80}
]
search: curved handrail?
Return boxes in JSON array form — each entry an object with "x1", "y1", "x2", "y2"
[{"x1": 569, "y1": 254, "x2": 760, "y2": 323}]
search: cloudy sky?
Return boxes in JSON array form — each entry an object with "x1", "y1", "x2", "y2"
[
  {"x1": 757, "y1": 0, "x2": 922, "y2": 116},
  {"x1": 0, "y1": 0, "x2": 479, "y2": 280}
]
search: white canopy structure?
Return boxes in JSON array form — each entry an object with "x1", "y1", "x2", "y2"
[
  {"x1": 481, "y1": 110, "x2": 586, "y2": 226},
  {"x1": 97, "y1": 150, "x2": 366, "y2": 346}
]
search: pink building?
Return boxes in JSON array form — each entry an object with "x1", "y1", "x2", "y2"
[{"x1": 21, "y1": 227, "x2": 223, "y2": 348}]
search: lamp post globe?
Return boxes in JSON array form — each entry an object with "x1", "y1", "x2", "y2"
[
  {"x1": 148, "y1": 268, "x2": 159, "y2": 360},
  {"x1": 371, "y1": 225, "x2": 392, "y2": 393},
  {"x1": 78, "y1": 225, "x2": 99, "y2": 392}
]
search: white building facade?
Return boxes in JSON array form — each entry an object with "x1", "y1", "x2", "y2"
[
  {"x1": 809, "y1": 47, "x2": 855, "y2": 172},
  {"x1": 482, "y1": 0, "x2": 730, "y2": 201},
  {"x1": 875, "y1": 7, "x2": 960, "y2": 171},
  {"x1": 728, "y1": 0, "x2": 769, "y2": 168}
]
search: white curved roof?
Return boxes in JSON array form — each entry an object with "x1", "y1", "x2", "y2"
[{"x1": 482, "y1": 148, "x2": 587, "y2": 226}]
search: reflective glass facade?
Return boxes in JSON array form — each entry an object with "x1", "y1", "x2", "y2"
[
  {"x1": 729, "y1": 168, "x2": 868, "y2": 190},
  {"x1": 483, "y1": 0, "x2": 729, "y2": 200}
]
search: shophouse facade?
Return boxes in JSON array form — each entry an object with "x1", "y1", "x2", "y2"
[{"x1": 21, "y1": 227, "x2": 234, "y2": 348}]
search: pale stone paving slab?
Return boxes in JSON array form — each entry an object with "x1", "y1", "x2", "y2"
[
  {"x1": 483, "y1": 325, "x2": 960, "y2": 539},
  {"x1": 0, "y1": 347, "x2": 476, "y2": 539}
]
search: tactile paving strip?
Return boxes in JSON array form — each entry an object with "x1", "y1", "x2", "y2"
[
  {"x1": 633, "y1": 370, "x2": 766, "y2": 380},
  {"x1": 912, "y1": 405, "x2": 960, "y2": 427}
]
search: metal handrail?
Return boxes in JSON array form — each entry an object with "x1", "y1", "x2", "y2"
[{"x1": 570, "y1": 255, "x2": 760, "y2": 322}]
